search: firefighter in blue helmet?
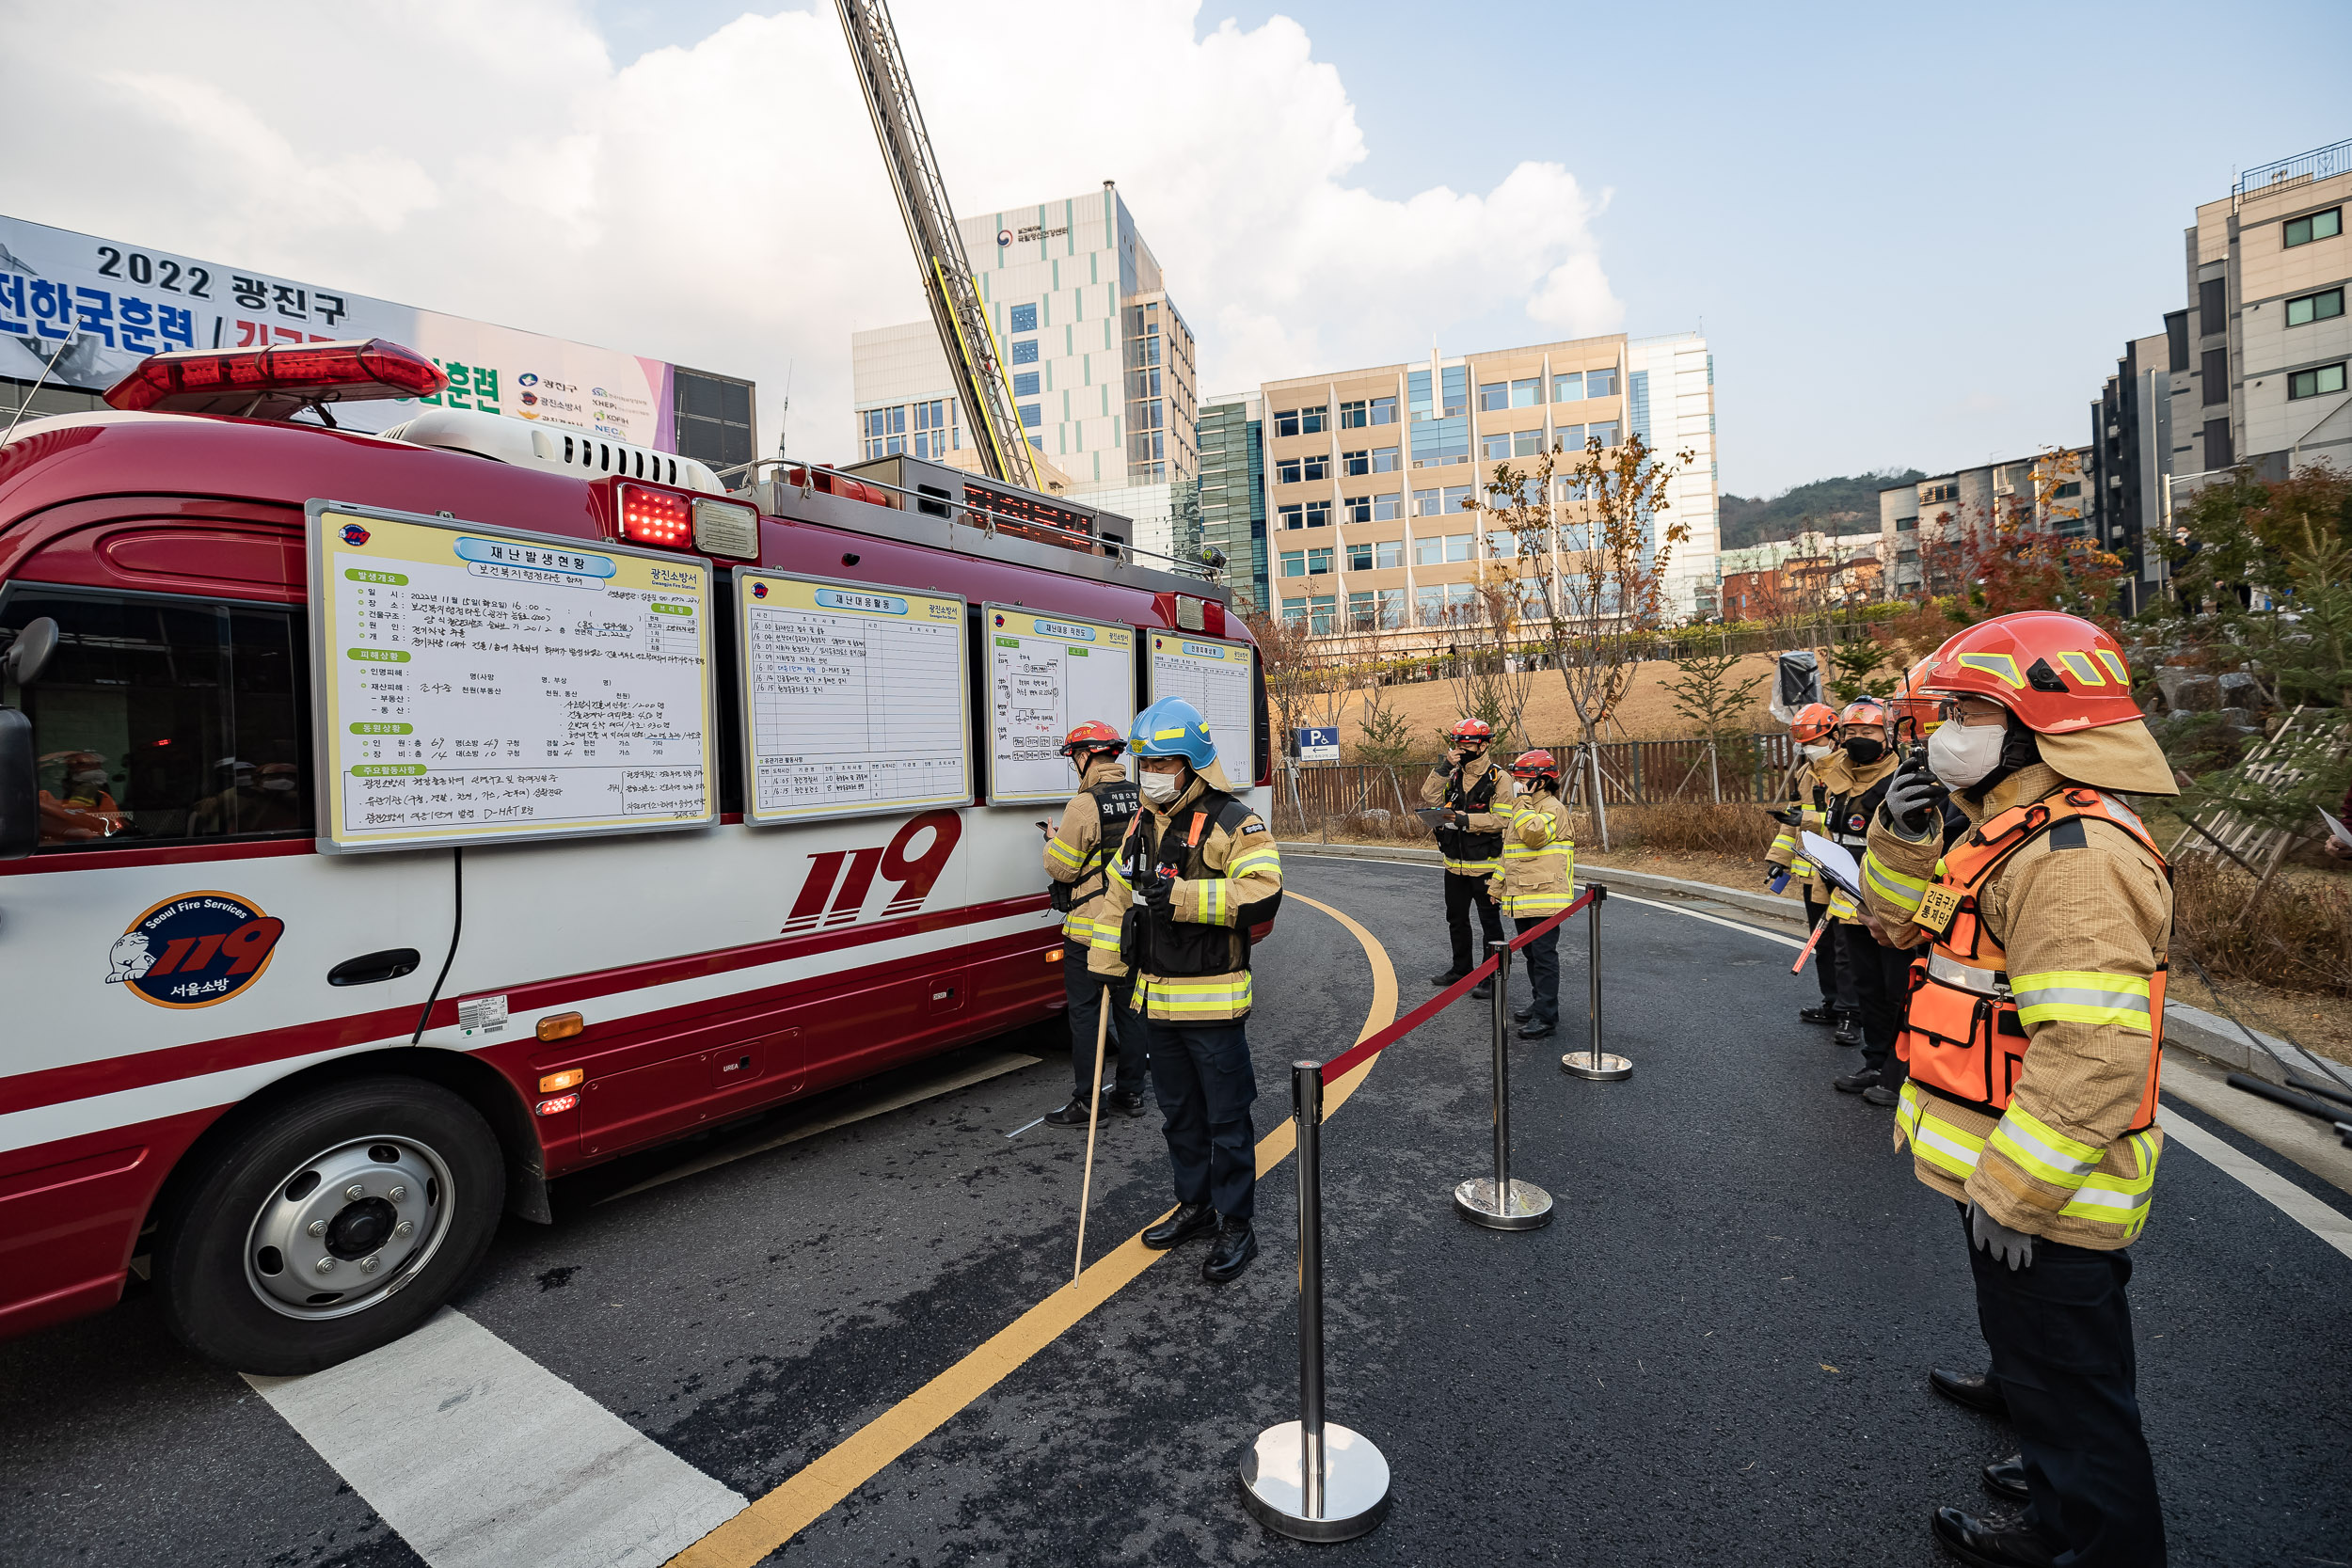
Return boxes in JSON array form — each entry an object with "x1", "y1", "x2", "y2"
[{"x1": 1099, "y1": 696, "x2": 1284, "y2": 1283}]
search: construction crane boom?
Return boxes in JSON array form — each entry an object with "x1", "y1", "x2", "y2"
[{"x1": 834, "y1": 0, "x2": 1040, "y2": 490}]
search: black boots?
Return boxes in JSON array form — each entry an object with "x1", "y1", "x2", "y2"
[
  {"x1": 1517, "y1": 1020, "x2": 1555, "y2": 1038},
  {"x1": 1045, "y1": 1089, "x2": 1149, "y2": 1126},
  {"x1": 1799, "y1": 1003, "x2": 1840, "y2": 1025},
  {"x1": 1104, "y1": 1088, "x2": 1148, "y2": 1117},
  {"x1": 1833, "y1": 1069, "x2": 1880, "y2": 1094},
  {"x1": 1041, "y1": 1096, "x2": 1096, "y2": 1127},
  {"x1": 1202, "y1": 1218, "x2": 1257, "y2": 1283},
  {"x1": 1141, "y1": 1202, "x2": 1216, "y2": 1249},
  {"x1": 1929, "y1": 1366, "x2": 2010, "y2": 1419}
]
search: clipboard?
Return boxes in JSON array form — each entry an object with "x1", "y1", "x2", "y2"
[
  {"x1": 2320, "y1": 808, "x2": 2352, "y2": 850},
  {"x1": 1799, "y1": 831, "x2": 1866, "y2": 903}
]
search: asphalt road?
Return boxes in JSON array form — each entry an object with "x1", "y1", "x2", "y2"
[{"x1": 4, "y1": 855, "x2": 2349, "y2": 1567}]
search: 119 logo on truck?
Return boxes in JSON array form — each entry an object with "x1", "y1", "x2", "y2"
[{"x1": 0, "y1": 338, "x2": 1267, "y2": 1372}]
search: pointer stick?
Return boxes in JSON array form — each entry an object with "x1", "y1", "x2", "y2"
[{"x1": 1073, "y1": 986, "x2": 1112, "y2": 1281}]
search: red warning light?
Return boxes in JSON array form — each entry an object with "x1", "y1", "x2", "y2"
[
  {"x1": 616, "y1": 483, "x2": 693, "y2": 547},
  {"x1": 535, "y1": 1093, "x2": 580, "y2": 1117}
]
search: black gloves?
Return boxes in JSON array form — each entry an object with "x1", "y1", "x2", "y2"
[
  {"x1": 1141, "y1": 869, "x2": 1176, "y2": 911},
  {"x1": 1880, "y1": 755, "x2": 1944, "y2": 837}
]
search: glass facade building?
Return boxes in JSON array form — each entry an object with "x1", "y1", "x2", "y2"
[{"x1": 1198, "y1": 394, "x2": 1269, "y2": 611}]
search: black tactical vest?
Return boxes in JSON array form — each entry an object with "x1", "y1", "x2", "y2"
[
  {"x1": 1050, "y1": 777, "x2": 1141, "y2": 912},
  {"x1": 1435, "y1": 761, "x2": 1504, "y2": 863},
  {"x1": 1123, "y1": 789, "x2": 1279, "y2": 976}
]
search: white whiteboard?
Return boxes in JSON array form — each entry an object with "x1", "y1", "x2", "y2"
[
  {"x1": 1146, "y1": 632, "x2": 1258, "y2": 781},
  {"x1": 737, "y1": 570, "x2": 970, "y2": 822},
  {"x1": 984, "y1": 607, "x2": 1136, "y2": 803},
  {"x1": 309, "y1": 502, "x2": 716, "y2": 852}
]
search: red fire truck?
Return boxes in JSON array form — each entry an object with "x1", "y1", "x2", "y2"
[{"x1": 0, "y1": 341, "x2": 1265, "y2": 1373}]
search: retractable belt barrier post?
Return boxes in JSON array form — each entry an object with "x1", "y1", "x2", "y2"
[
  {"x1": 1561, "y1": 881, "x2": 1630, "y2": 1082},
  {"x1": 1239, "y1": 884, "x2": 1603, "y2": 1539},
  {"x1": 1453, "y1": 935, "x2": 1552, "y2": 1229},
  {"x1": 1237, "y1": 1063, "x2": 1393, "y2": 1542}
]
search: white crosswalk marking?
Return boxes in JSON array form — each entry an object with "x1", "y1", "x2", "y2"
[{"x1": 246, "y1": 1308, "x2": 743, "y2": 1568}]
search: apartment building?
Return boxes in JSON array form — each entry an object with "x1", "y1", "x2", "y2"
[
  {"x1": 1199, "y1": 393, "x2": 1269, "y2": 612},
  {"x1": 2088, "y1": 331, "x2": 2173, "y2": 614},
  {"x1": 1878, "y1": 451, "x2": 2090, "y2": 596},
  {"x1": 1263, "y1": 331, "x2": 1719, "y2": 648},
  {"x1": 1716, "y1": 533, "x2": 1884, "y2": 621}
]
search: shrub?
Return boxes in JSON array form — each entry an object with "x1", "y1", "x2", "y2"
[
  {"x1": 2170, "y1": 854, "x2": 2352, "y2": 997},
  {"x1": 1605, "y1": 800, "x2": 1770, "y2": 858}
]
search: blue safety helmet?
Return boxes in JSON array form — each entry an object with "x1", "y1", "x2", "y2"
[{"x1": 1129, "y1": 696, "x2": 1217, "y2": 768}]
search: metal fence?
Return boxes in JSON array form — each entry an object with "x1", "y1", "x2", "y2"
[{"x1": 1269, "y1": 732, "x2": 1801, "y2": 837}]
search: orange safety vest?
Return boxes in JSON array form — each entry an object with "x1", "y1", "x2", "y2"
[{"x1": 1899, "y1": 787, "x2": 2168, "y2": 1127}]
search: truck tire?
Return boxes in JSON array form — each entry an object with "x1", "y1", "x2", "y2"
[{"x1": 153, "y1": 1076, "x2": 505, "y2": 1375}]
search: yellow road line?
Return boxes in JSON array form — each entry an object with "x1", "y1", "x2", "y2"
[{"x1": 667, "y1": 891, "x2": 1397, "y2": 1568}]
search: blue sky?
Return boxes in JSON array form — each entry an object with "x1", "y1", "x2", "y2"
[{"x1": 580, "y1": 0, "x2": 2348, "y2": 496}]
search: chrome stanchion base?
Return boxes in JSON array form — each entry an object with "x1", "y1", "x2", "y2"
[
  {"x1": 1451, "y1": 1176, "x2": 1553, "y2": 1229},
  {"x1": 1561, "y1": 1050, "x2": 1633, "y2": 1082},
  {"x1": 1236, "y1": 1420, "x2": 1392, "y2": 1542}
]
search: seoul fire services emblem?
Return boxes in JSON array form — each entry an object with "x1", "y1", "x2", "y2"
[
  {"x1": 108, "y1": 891, "x2": 286, "y2": 1009},
  {"x1": 340, "y1": 523, "x2": 371, "y2": 547}
]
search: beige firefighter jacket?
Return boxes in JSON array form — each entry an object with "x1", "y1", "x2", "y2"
[
  {"x1": 1493, "y1": 788, "x2": 1577, "y2": 916},
  {"x1": 1043, "y1": 753, "x2": 1134, "y2": 972},
  {"x1": 1765, "y1": 752, "x2": 1841, "y2": 900},
  {"x1": 1863, "y1": 759, "x2": 2173, "y2": 1250},
  {"x1": 1420, "y1": 752, "x2": 1518, "y2": 875},
  {"x1": 1095, "y1": 774, "x2": 1284, "y2": 1022}
]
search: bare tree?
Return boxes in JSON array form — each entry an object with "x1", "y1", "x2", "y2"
[{"x1": 1472, "y1": 430, "x2": 1693, "y2": 848}]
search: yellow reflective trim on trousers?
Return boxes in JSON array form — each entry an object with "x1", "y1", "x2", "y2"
[{"x1": 1987, "y1": 1107, "x2": 2101, "y2": 1191}]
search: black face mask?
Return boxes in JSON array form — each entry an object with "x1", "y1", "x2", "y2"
[{"x1": 1842, "y1": 736, "x2": 1885, "y2": 766}]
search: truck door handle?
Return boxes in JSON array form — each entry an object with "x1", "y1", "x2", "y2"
[{"x1": 327, "y1": 948, "x2": 422, "y2": 987}]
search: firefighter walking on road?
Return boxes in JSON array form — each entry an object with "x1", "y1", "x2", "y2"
[
  {"x1": 1102, "y1": 697, "x2": 1283, "y2": 1285},
  {"x1": 1422, "y1": 718, "x2": 1517, "y2": 998},
  {"x1": 1041, "y1": 721, "x2": 1148, "y2": 1128},
  {"x1": 1859, "y1": 610, "x2": 2178, "y2": 1568},
  {"x1": 1765, "y1": 702, "x2": 1849, "y2": 1029},
  {"x1": 1495, "y1": 750, "x2": 1575, "y2": 1038}
]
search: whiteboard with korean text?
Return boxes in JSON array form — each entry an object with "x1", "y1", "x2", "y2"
[
  {"x1": 983, "y1": 607, "x2": 1136, "y2": 803},
  {"x1": 1146, "y1": 633, "x2": 1259, "y2": 781},
  {"x1": 737, "y1": 571, "x2": 971, "y2": 822},
  {"x1": 310, "y1": 503, "x2": 716, "y2": 852}
]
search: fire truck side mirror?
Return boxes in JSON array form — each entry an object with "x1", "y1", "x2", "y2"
[
  {"x1": 0, "y1": 707, "x2": 36, "y2": 861},
  {"x1": 3, "y1": 617, "x2": 58, "y2": 688}
]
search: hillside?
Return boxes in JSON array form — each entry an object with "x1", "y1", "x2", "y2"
[{"x1": 1719, "y1": 469, "x2": 1924, "y2": 550}]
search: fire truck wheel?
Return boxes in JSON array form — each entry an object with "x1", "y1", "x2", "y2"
[{"x1": 153, "y1": 1076, "x2": 506, "y2": 1376}]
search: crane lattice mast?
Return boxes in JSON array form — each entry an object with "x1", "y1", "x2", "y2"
[{"x1": 834, "y1": 0, "x2": 1040, "y2": 490}]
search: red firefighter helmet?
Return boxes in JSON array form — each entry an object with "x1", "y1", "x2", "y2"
[
  {"x1": 1789, "y1": 702, "x2": 1839, "y2": 744},
  {"x1": 1919, "y1": 611, "x2": 2142, "y2": 734},
  {"x1": 1448, "y1": 718, "x2": 1495, "y2": 744},
  {"x1": 1509, "y1": 748, "x2": 1561, "y2": 786},
  {"x1": 1057, "y1": 720, "x2": 1127, "y2": 759},
  {"x1": 1887, "y1": 657, "x2": 1938, "y2": 741},
  {"x1": 1836, "y1": 696, "x2": 1888, "y2": 732}
]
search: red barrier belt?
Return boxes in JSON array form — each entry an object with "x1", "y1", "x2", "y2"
[{"x1": 1314, "y1": 884, "x2": 1598, "y2": 1085}]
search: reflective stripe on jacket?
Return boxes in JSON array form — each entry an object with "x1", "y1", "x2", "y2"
[
  {"x1": 1867, "y1": 764, "x2": 2173, "y2": 1250},
  {"x1": 1101, "y1": 776, "x2": 1283, "y2": 1022},
  {"x1": 1764, "y1": 756, "x2": 1839, "y2": 895},
  {"x1": 1498, "y1": 790, "x2": 1576, "y2": 917},
  {"x1": 1044, "y1": 756, "x2": 1141, "y2": 962},
  {"x1": 1421, "y1": 754, "x2": 1515, "y2": 874}
]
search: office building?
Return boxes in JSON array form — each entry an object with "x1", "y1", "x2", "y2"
[
  {"x1": 1262, "y1": 330, "x2": 1719, "y2": 649},
  {"x1": 850, "y1": 182, "x2": 1200, "y2": 561},
  {"x1": 1199, "y1": 393, "x2": 1269, "y2": 612}
]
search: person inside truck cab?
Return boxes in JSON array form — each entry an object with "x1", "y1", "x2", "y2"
[
  {"x1": 188, "y1": 756, "x2": 304, "y2": 837},
  {"x1": 37, "y1": 750, "x2": 121, "y2": 843}
]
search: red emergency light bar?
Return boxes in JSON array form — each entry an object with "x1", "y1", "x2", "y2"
[
  {"x1": 102, "y1": 339, "x2": 449, "y2": 419},
  {"x1": 615, "y1": 483, "x2": 693, "y2": 547}
]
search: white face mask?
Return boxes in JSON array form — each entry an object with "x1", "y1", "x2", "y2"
[
  {"x1": 1800, "y1": 742, "x2": 1832, "y2": 762},
  {"x1": 1139, "y1": 769, "x2": 1183, "y2": 804},
  {"x1": 1928, "y1": 721, "x2": 2007, "y2": 787}
]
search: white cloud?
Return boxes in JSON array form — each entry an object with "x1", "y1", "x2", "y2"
[{"x1": 0, "y1": 0, "x2": 1620, "y2": 455}]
